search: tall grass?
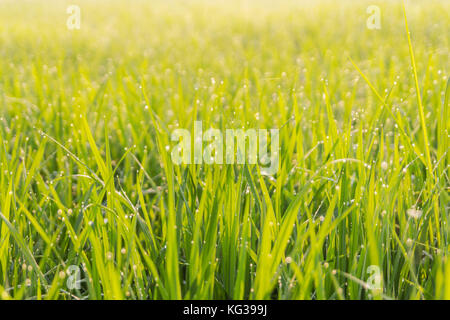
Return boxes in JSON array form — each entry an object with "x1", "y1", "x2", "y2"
[{"x1": 0, "y1": 0, "x2": 448, "y2": 299}]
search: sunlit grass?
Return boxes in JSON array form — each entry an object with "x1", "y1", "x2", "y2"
[{"x1": 0, "y1": 0, "x2": 448, "y2": 300}]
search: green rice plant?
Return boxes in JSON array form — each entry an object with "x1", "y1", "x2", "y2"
[{"x1": 0, "y1": 0, "x2": 448, "y2": 300}]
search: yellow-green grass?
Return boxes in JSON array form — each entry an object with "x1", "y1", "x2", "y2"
[{"x1": 0, "y1": 0, "x2": 448, "y2": 299}]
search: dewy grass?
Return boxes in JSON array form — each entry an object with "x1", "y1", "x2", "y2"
[{"x1": 0, "y1": 0, "x2": 448, "y2": 300}]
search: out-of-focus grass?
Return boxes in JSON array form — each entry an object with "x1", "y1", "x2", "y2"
[{"x1": 0, "y1": 0, "x2": 448, "y2": 299}]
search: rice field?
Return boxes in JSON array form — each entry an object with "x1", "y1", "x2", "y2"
[{"x1": 0, "y1": 0, "x2": 449, "y2": 300}]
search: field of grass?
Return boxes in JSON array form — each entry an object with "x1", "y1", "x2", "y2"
[{"x1": 0, "y1": 0, "x2": 448, "y2": 300}]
